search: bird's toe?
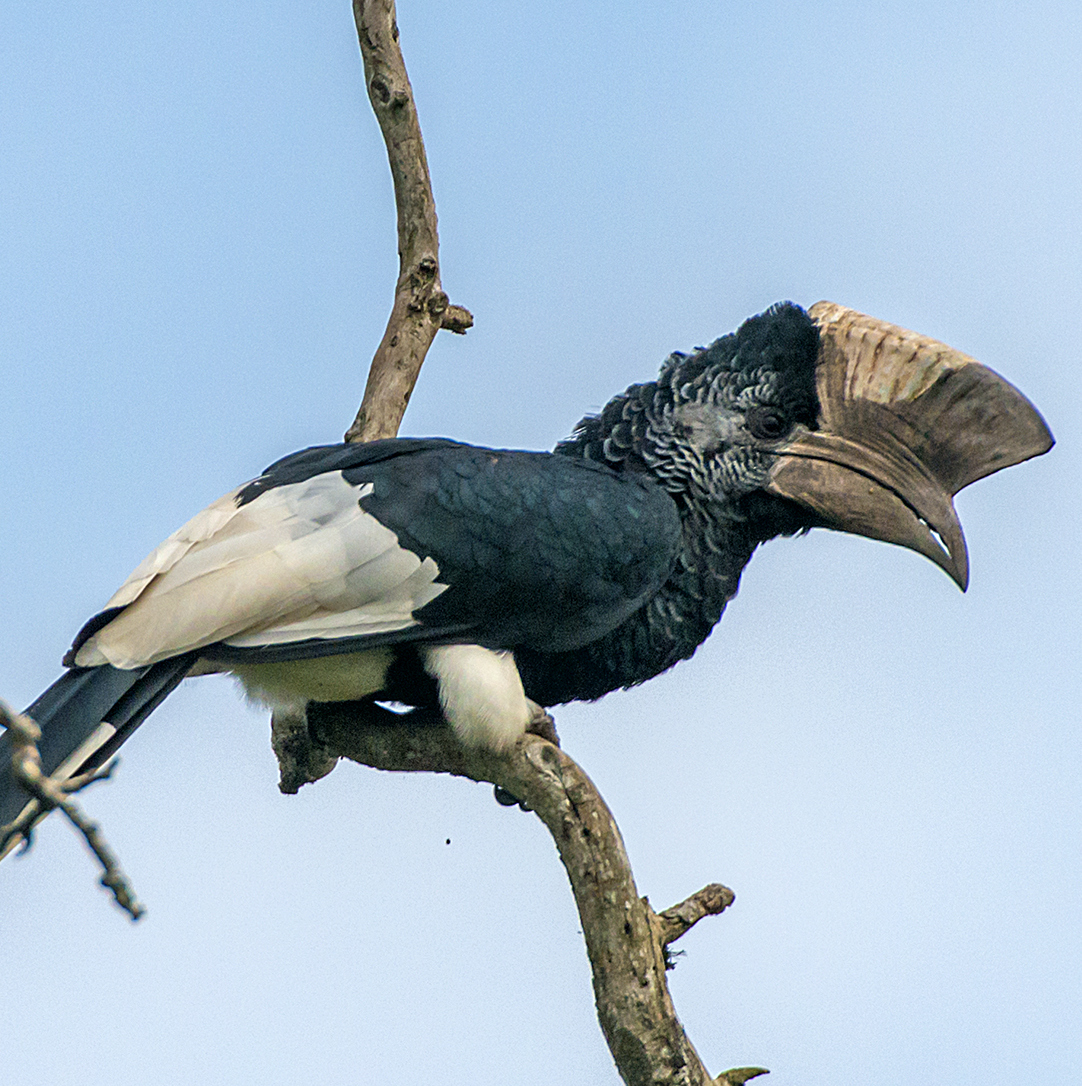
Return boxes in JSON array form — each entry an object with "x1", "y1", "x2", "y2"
[{"x1": 525, "y1": 701, "x2": 559, "y2": 746}]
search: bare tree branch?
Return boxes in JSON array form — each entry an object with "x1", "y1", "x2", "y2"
[
  {"x1": 293, "y1": 702, "x2": 753, "y2": 1086},
  {"x1": 344, "y1": 0, "x2": 473, "y2": 444},
  {"x1": 0, "y1": 701, "x2": 144, "y2": 920}
]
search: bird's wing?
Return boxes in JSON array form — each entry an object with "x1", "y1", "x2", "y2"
[{"x1": 71, "y1": 440, "x2": 682, "y2": 669}]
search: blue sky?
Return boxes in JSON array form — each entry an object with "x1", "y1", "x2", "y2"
[{"x1": 2, "y1": 3, "x2": 1079, "y2": 1084}]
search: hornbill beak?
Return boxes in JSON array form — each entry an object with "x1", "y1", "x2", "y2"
[{"x1": 765, "y1": 302, "x2": 1054, "y2": 590}]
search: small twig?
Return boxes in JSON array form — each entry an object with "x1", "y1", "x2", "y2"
[
  {"x1": 0, "y1": 700, "x2": 144, "y2": 920},
  {"x1": 440, "y1": 304, "x2": 474, "y2": 334},
  {"x1": 655, "y1": 883, "x2": 736, "y2": 947},
  {"x1": 344, "y1": 0, "x2": 473, "y2": 444}
]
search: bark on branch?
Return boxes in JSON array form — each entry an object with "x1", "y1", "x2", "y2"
[
  {"x1": 656, "y1": 884, "x2": 736, "y2": 947},
  {"x1": 344, "y1": 0, "x2": 472, "y2": 444}
]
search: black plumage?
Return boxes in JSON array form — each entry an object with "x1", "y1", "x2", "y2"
[
  {"x1": 214, "y1": 439, "x2": 684, "y2": 661},
  {"x1": 520, "y1": 303, "x2": 822, "y2": 704}
]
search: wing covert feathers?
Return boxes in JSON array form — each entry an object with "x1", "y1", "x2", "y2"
[{"x1": 75, "y1": 472, "x2": 444, "y2": 668}]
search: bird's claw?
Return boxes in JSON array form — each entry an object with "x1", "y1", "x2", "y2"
[
  {"x1": 525, "y1": 702, "x2": 559, "y2": 746},
  {"x1": 493, "y1": 784, "x2": 531, "y2": 812}
]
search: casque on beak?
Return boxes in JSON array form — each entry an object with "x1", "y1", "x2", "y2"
[{"x1": 765, "y1": 303, "x2": 1054, "y2": 589}]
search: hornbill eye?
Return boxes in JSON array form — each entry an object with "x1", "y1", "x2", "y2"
[{"x1": 747, "y1": 405, "x2": 789, "y2": 441}]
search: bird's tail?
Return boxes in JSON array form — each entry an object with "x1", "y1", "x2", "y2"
[{"x1": 0, "y1": 655, "x2": 195, "y2": 861}]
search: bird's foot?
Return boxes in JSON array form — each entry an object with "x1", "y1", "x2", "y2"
[
  {"x1": 492, "y1": 704, "x2": 556, "y2": 812},
  {"x1": 525, "y1": 701, "x2": 559, "y2": 746}
]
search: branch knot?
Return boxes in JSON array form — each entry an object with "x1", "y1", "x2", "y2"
[{"x1": 369, "y1": 75, "x2": 391, "y2": 104}]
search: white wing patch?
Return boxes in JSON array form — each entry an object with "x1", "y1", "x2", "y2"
[
  {"x1": 101, "y1": 486, "x2": 248, "y2": 610},
  {"x1": 75, "y1": 472, "x2": 447, "y2": 668}
]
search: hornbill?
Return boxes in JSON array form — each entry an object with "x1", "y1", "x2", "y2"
[{"x1": 0, "y1": 301, "x2": 1053, "y2": 857}]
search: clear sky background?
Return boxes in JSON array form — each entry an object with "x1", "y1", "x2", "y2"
[{"x1": 1, "y1": 3, "x2": 1079, "y2": 1084}]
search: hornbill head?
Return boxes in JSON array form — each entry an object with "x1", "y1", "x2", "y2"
[
  {"x1": 566, "y1": 301, "x2": 1053, "y2": 588},
  {"x1": 765, "y1": 302, "x2": 1054, "y2": 588}
]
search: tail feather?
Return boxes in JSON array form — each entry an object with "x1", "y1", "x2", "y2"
[
  {"x1": 25, "y1": 666, "x2": 153, "y2": 780},
  {"x1": 1, "y1": 655, "x2": 196, "y2": 855}
]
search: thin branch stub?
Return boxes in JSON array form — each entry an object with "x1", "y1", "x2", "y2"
[
  {"x1": 716, "y1": 1069, "x2": 770, "y2": 1085},
  {"x1": 441, "y1": 304, "x2": 473, "y2": 334},
  {"x1": 656, "y1": 882, "x2": 736, "y2": 946}
]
